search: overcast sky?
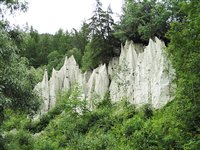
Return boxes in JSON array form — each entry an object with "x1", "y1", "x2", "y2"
[{"x1": 9, "y1": 0, "x2": 123, "y2": 34}]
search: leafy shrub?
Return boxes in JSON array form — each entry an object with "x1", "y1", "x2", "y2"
[
  {"x1": 34, "y1": 138, "x2": 59, "y2": 150},
  {"x1": 4, "y1": 130, "x2": 34, "y2": 150},
  {"x1": 2, "y1": 109, "x2": 29, "y2": 131},
  {"x1": 123, "y1": 115, "x2": 144, "y2": 137}
]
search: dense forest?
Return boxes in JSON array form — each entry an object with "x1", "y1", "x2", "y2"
[{"x1": 0, "y1": 0, "x2": 200, "y2": 149}]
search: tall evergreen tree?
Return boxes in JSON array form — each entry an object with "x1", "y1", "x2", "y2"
[{"x1": 82, "y1": 0, "x2": 120, "y2": 71}]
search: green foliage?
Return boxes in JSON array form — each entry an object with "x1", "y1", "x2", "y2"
[
  {"x1": 26, "y1": 91, "x2": 185, "y2": 150},
  {"x1": 21, "y1": 27, "x2": 72, "y2": 68},
  {"x1": 1, "y1": 109, "x2": 29, "y2": 131},
  {"x1": 1, "y1": 1, "x2": 200, "y2": 150},
  {"x1": 67, "y1": 48, "x2": 82, "y2": 66},
  {"x1": 0, "y1": 25, "x2": 41, "y2": 116},
  {"x1": 71, "y1": 22, "x2": 90, "y2": 54},
  {"x1": 123, "y1": 115, "x2": 144, "y2": 136},
  {"x1": 89, "y1": 0, "x2": 114, "y2": 39},
  {"x1": 34, "y1": 138, "x2": 60, "y2": 150},
  {"x1": 166, "y1": 0, "x2": 200, "y2": 147},
  {"x1": 16, "y1": 1, "x2": 119, "y2": 72},
  {"x1": 82, "y1": 0, "x2": 120, "y2": 71},
  {"x1": 4, "y1": 130, "x2": 34, "y2": 150},
  {"x1": 184, "y1": 137, "x2": 200, "y2": 150},
  {"x1": 0, "y1": 1, "x2": 42, "y2": 148},
  {"x1": 21, "y1": 24, "x2": 90, "y2": 72},
  {"x1": 1, "y1": 109, "x2": 35, "y2": 150},
  {"x1": 114, "y1": 0, "x2": 185, "y2": 44},
  {"x1": 82, "y1": 38, "x2": 103, "y2": 71},
  {"x1": 0, "y1": 0, "x2": 27, "y2": 21},
  {"x1": 0, "y1": 88, "x2": 197, "y2": 150},
  {"x1": 46, "y1": 50, "x2": 64, "y2": 75}
]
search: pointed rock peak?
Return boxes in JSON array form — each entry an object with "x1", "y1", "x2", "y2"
[
  {"x1": 121, "y1": 43, "x2": 124, "y2": 49},
  {"x1": 101, "y1": 64, "x2": 107, "y2": 71},
  {"x1": 42, "y1": 69, "x2": 48, "y2": 82},
  {"x1": 154, "y1": 37, "x2": 163, "y2": 43},
  {"x1": 68, "y1": 55, "x2": 77, "y2": 65},
  {"x1": 63, "y1": 56, "x2": 68, "y2": 65},
  {"x1": 148, "y1": 37, "x2": 165, "y2": 47},
  {"x1": 124, "y1": 40, "x2": 137, "y2": 49},
  {"x1": 123, "y1": 40, "x2": 130, "y2": 51},
  {"x1": 121, "y1": 40, "x2": 143, "y2": 55},
  {"x1": 35, "y1": 37, "x2": 175, "y2": 113},
  {"x1": 51, "y1": 68, "x2": 58, "y2": 77},
  {"x1": 52, "y1": 68, "x2": 56, "y2": 72},
  {"x1": 124, "y1": 40, "x2": 132, "y2": 47},
  {"x1": 155, "y1": 37, "x2": 165, "y2": 48}
]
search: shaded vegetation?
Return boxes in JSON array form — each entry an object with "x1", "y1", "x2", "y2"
[
  {"x1": 114, "y1": 0, "x2": 186, "y2": 44},
  {"x1": 0, "y1": 0, "x2": 200, "y2": 149},
  {"x1": 1, "y1": 88, "x2": 198, "y2": 150}
]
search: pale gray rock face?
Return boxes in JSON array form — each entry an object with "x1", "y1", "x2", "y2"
[
  {"x1": 34, "y1": 56, "x2": 110, "y2": 113},
  {"x1": 49, "y1": 68, "x2": 60, "y2": 108},
  {"x1": 34, "y1": 70, "x2": 49, "y2": 114},
  {"x1": 108, "y1": 57, "x2": 119, "y2": 77},
  {"x1": 109, "y1": 41, "x2": 142, "y2": 102},
  {"x1": 94, "y1": 64, "x2": 109, "y2": 98},
  {"x1": 86, "y1": 64, "x2": 109, "y2": 109},
  {"x1": 133, "y1": 38, "x2": 175, "y2": 108},
  {"x1": 34, "y1": 37, "x2": 175, "y2": 114},
  {"x1": 109, "y1": 37, "x2": 175, "y2": 108}
]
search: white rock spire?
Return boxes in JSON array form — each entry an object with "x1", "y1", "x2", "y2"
[{"x1": 35, "y1": 37, "x2": 176, "y2": 114}]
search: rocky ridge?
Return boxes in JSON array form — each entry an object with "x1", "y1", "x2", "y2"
[{"x1": 34, "y1": 37, "x2": 176, "y2": 114}]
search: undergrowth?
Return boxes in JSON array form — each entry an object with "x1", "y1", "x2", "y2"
[{"x1": 1, "y1": 88, "x2": 198, "y2": 150}]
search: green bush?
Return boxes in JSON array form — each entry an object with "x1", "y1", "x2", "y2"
[
  {"x1": 4, "y1": 130, "x2": 34, "y2": 150},
  {"x1": 123, "y1": 115, "x2": 144, "y2": 137},
  {"x1": 34, "y1": 138, "x2": 60, "y2": 150}
]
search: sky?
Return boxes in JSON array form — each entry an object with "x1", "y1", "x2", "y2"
[{"x1": 9, "y1": 0, "x2": 123, "y2": 34}]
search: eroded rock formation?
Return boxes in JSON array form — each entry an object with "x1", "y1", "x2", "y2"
[{"x1": 34, "y1": 37, "x2": 176, "y2": 114}]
